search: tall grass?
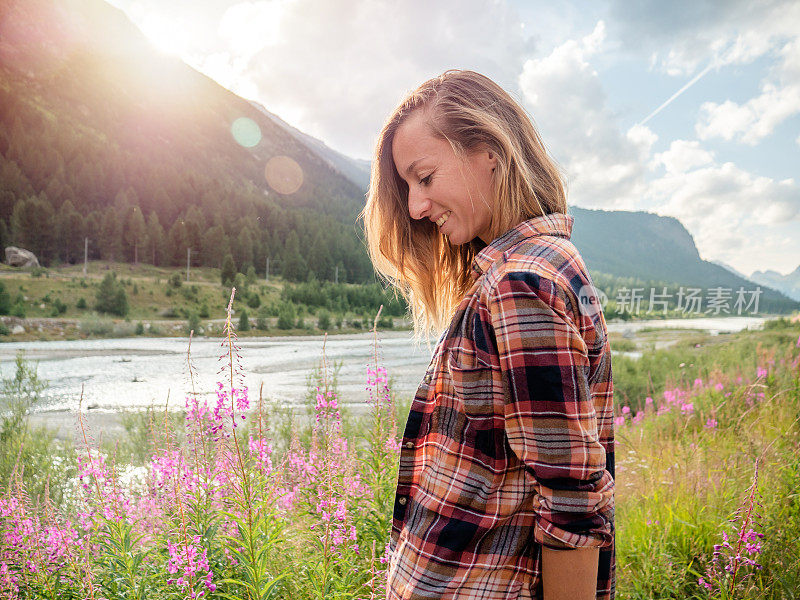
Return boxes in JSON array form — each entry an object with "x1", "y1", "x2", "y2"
[{"x1": 0, "y1": 303, "x2": 799, "y2": 598}]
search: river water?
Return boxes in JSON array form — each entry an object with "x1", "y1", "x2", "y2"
[{"x1": 0, "y1": 316, "x2": 766, "y2": 413}]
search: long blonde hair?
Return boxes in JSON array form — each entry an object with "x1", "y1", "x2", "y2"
[{"x1": 360, "y1": 70, "x2": 567, "y2": 338}]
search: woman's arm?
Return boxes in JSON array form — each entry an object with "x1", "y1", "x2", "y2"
[
  {"x1": 542, "y1": 547, "x2": 599, "y2": 600},
  {"x1": 485, "y1": 269, "x2": 614, "y2": 569}
]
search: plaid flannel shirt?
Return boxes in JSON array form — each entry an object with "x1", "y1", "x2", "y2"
[{"x1": 387, "y1": 213, "x2": 615, "y2": 600}]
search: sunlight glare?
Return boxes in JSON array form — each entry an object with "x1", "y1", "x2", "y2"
[
  {"x1": 139, "y1": 13, "x2": 195, "y2": 57},
  {"x1": 265, "y1": 156, "x2": 303, "y2": 195},
  {"x1": 231, "y1": 117, "x2": 262, "y2": 148}
]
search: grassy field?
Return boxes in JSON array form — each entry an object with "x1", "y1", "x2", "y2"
[
  {"x1": 0, "y1": 261, "x2": 408, "y2": 341},
  {"x1": 0, "y1": 313, "x2": 798, "y2": 598}
]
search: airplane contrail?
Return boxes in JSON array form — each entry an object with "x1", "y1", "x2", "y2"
[{"x1": 638, "y1": 61, "x2": 716, "y2": 126}]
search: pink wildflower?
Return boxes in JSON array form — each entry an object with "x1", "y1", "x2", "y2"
[{"x1": 705, "y1": 417, "x2": 718, "y2": 430}]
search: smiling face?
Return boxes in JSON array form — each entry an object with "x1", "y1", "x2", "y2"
[{"x1": 392, "y1": 110, "x2": 497, "y2": 246}]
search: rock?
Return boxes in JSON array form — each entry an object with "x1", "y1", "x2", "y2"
[
  {"x1": 5, "y1": 246, "x2": 40, "y2": 268},
  {"x1": 11, "y1": 325, "x2": 24, "y2": 334}
]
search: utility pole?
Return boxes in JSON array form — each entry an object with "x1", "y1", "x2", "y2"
[
  {"x1": 83, "y1": 237, "x2": 88, "y2": 276},
  {"x1": 186, "y1": 248, "x2": 191, "y2": 282},
  {"x1": 265, "y1": 256, "x2": 269, "y2": 282}
]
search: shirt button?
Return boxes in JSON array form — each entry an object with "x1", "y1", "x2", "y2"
[
  {"x1": 405, "y1": 441, "x2": 414, "y2": 449},
  {"x1": 398, "y1": 496, "x2": 407, "y2": 506},
  {"x1": 423, "y1": 373, "x2": 432, "y2": 384}
]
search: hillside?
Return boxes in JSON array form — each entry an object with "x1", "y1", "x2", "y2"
[
  {"x1": 1, "y1": 0, "x2": 795, "y2": 315},
  {"x1": 750, "y1": 266, "x2": 800, "y2": 302},
  {"x1": 569, "y1": 207, "x2": 795, "y2": 311},
  {"x1": 0, "y1": 0, "x2": 373, "y2": 282}
]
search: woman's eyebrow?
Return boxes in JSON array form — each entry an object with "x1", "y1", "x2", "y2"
[{"x1": 405, "y1": 157, "x2": 426, "y2": 176}]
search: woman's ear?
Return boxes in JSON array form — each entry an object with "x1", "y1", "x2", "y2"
[{"x1": 487, "y1": 150, "x2": 497, "y2": 172}]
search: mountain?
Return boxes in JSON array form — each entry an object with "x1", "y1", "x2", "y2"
[
  {"x1": 250, "y1": 102, "x2": 372, "y2": 192},
  {"x1": 750, "y1": 267, "x2": 800, "y2": 302},
  {"x1": 710, "y1": 260, "x2": 752, "y2": 282},
  {"x1": 0, "y1": 0, "x2": 374, "y2": 282},
  {"x1": 1, "y1": 0, "x2": 797, "y2": 313},
  {"x1": 567, "y1": 207, "x2": 796, "y2": 312}
]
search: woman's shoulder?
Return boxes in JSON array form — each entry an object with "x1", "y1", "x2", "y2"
[
  {"x1": 480, "y1": 234, "x2": 591, "y2": 299},
  {"x1": 477, "y1": 235, "x2": 608, "y2": 342}
]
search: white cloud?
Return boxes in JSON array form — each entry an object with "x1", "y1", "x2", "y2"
[
  {"x1": 651, "y1": 139, "x2": 714, "y2": 174},
  {"x1": 696, "y1": 37, "x2": 800, "y2": 144},
  {"x1": 608, "y1": 0, "x2": 800, "y2": 75},
  {"x1": 106, "y1": 0, "x2": 529, "y2": 159},
  {"x1": 234, "y1": 0, "x2": 529, "y2": 158},
  {"x1": 648, "y1": 161, "x2": 800, "y2": 273},
  {"x1": 518, "y1": 21, "x2": 655, "y2": 209}
]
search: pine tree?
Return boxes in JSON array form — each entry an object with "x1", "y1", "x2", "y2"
[
  {"x1": 220, "y1": 253, "x2": 236, "y2": 287},
  {"x1": 124, "y1": 206, "x2": 146, "y2": 264},
  {"x1": 95, "y1": 272, "x2": 128, "y2": 316},
  {"x1": 11, "y1": 193, "x2": 54, "y2": 264},
  {"x1": 99, "y1": 207, "x2": 123, "y2": 261},
  {"x1": 145, "y1": 211, "x2": 165, "y2": 265}
]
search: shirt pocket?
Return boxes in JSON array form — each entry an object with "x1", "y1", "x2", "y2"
[{"x1": 446, "y1": 351, "x2": 499, "y2": 418}]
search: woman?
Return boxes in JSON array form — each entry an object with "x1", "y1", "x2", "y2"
[{"x1": 362, "y1": 70, "x2": 615, "y2": 600}]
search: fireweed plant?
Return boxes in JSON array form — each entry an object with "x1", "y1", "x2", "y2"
[
  {"x1": 1, "y1": 301, "x2": 799, "y2": 598},
  {"x1": 0, "y1": 290, "x2": 401, "y2": 600}
]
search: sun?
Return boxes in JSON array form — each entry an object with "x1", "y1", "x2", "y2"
[{"x1": 138, "y1": 13, "x2": 196, "y2": 57}]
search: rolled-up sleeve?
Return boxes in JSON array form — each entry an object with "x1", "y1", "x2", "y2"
[{"x1": 487, "y1": 269, "x2": 614, "y2": 550}]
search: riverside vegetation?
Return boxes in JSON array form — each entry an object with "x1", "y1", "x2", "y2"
[
  {"x1": 0, "y1": 294, "x2": 799, "y2": 598},
  {"x1": 0, "y1": 261, "x2": 405, "y2": 340}
]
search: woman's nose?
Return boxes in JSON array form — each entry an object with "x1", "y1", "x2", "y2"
[{"x1": 408, "y1": 187, "x2": 431, "y2": 220}]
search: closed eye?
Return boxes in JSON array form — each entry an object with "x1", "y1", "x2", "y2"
[{"x1": 420, "y1": 174, "x2": 432, "y2": 186}]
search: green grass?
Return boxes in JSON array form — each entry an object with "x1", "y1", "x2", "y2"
[{"x1": 0, "y1": 261, "x2": 409, "y2": 340}]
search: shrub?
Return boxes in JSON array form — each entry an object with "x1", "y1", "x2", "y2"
[
  {"x1": 247, "y1": 293, "x2": 261, "y2": 309},
  {"x1": 168, "y1": 272, "x2": 183, "y2": 288},
  {"x1": 0, "y1": 282, "x2": 10, "y2": 315},
  {"x1": 95, "y1": 273, "x2": 129, "y2": 317},
  {"x1": 221, "y1": 254, "x2": 236, "y2": 287},
  {"x1": 10, "y1": 302, "x2": 25, "y2": 318},
  {"x1": 135, "y1": 321, "x2": 145, "y2": 335},
  {"x1": 199, "y1": 303, "x2": 210, "y2": 318},
  {"x1": 0, "y1": 323, "x2": 9, "y2": 335},
  {"x1": 187, "y1": 312, "x2": 201, "y2": 335},
  {"x1": 277, "y1": 304, "x2": 296, "y2": 330},
  {"x1": 317, "y1": 309, "x2": 331, "y2": 331},
  {"x1": 50, "y1": 298, "x2": 67, "y2": 316},
  {"x1": 238, "y1": 309, "x2": 250, "y2": 331},
  {"x1": 76, "y1": 297, "x2": 87, "y2": 309},
  {"x1": 246, "y1": 265, "x2": 257, "y2": 286}
]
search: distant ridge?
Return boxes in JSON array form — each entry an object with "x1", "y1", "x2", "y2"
[
  {"x1": 251, "y1": 102, "x2": 372, "y2": 192},
  {"x1": 750, "y1": 266, "x2": 800, "y2": 302}
]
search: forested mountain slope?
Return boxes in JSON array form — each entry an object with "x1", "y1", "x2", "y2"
[{"x1": 0, "y1": 0, "x2": 372, "y2": 282}]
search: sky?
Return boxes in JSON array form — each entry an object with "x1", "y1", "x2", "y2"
[{"x1": 105, "y1": 0, "x2": 800, "y2": 277}]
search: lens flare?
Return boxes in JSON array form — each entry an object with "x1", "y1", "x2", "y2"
[
  {"x1": 264, "y1": 156, "x2": 303, "y2": 195},
  {"x1": 231, "y1": 117, "x2": 262, "y2": 147}
]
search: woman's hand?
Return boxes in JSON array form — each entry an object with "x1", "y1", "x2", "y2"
[{"x1": 542, "y1": 546, "x2": 599, "y2": 600}]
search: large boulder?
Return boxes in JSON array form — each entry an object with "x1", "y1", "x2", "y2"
[{"x1": 5, "y1": 246, "x2": 40, "y2": 268}]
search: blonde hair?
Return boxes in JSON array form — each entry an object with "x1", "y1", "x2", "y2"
[{"x1": 360, "y1": 70, "x2": 567, "y2": 338}]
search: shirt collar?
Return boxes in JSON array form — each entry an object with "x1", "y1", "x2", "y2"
[{"x1": 470, "y1": 212, "x2": 574, "y2": 280}]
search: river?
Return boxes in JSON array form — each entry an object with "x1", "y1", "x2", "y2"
[{"x1": 0, "y1": 316, "x2": 767, "y2": 414}]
